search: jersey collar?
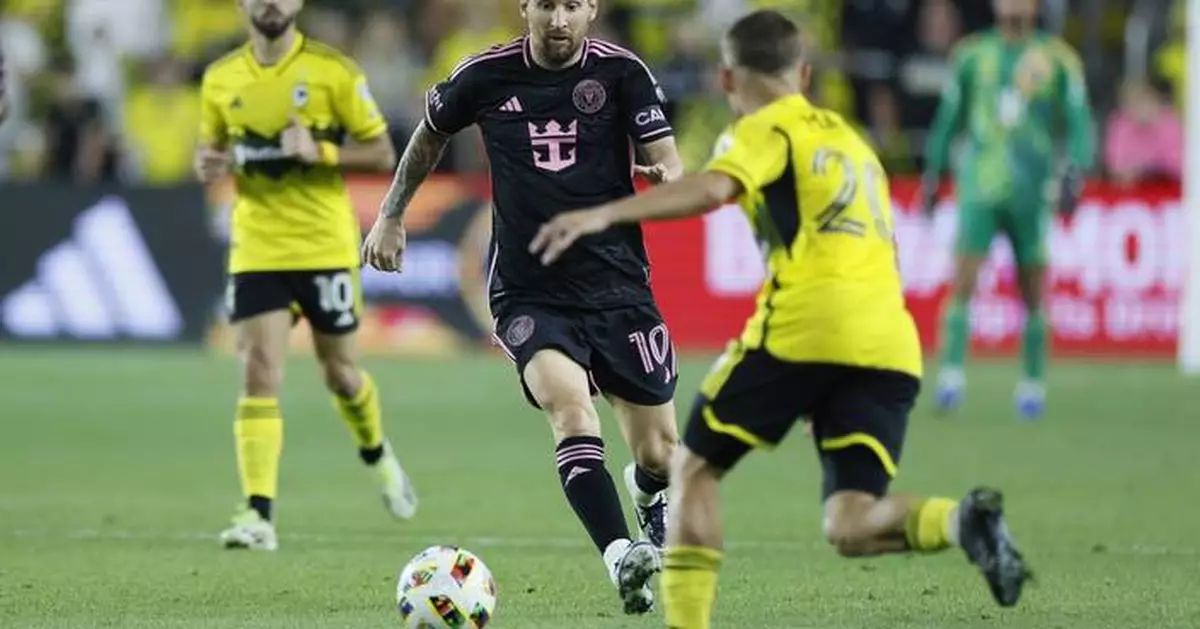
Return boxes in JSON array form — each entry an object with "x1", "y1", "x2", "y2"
[{"x1": 245, "y1": 32, "x2": 306, "y2": 76}]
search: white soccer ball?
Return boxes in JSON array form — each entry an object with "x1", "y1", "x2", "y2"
[{"x1": 395, "y1": 545, "x2": 497, "y2": 628}]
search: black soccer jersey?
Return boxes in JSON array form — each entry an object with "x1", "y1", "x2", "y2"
[{"x1": 425, "y1": 36, "x2": 673, "y2": 311}]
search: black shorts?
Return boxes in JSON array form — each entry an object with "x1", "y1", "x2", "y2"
[
  {"x1": 493, "y1": 302, "x2": 678, "y2": 409},
  {"x1": 226, "y1": 268, "x2": 362, "y2": 335},
  {"x1": 683, "y1": 346, "x2": 920, "y2": 499}
]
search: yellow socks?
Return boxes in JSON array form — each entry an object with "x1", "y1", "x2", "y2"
[
  {"x1": 234, "y1": 397, "x2": 283, "y2": 520},
  {"x1": 662, "y1": 546, "x2": 723, "y2": 629},
  {"x1": 334, "y1": 370, "x2": 385, "y2": 461},
  {"x1": 905, "y1": 497, "x2": 959, "y2": 552}
]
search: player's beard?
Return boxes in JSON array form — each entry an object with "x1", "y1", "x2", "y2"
[
  {"x1": 538, "y1": 33, "x2": 582, "y2": 67},
  {"x1": 251, "y1": 11, "x2": 295, "y2": 40}
]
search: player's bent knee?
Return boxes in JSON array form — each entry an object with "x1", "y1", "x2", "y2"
[
  {"x1": 543, "y1": 400, "x2": 601, "y2": 439},
  {"x1": 823, "y1": 525, "x2": 873, "y2": 558},
  {"x1": 669, "y1": 446, "x2": 721, "y2": 486},
  {"x1": 632, "y1": 432, "x2": 675, "y2": 477},
  {"x1": 822, "y1": 492, "x2": 878, "y2": 557},
  {"x1": 318, "y1": 357, "x2": 360, "y2": 398}
]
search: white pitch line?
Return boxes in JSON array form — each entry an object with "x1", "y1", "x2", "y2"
[{"x1": 5, "y1": 529, "x2": 1196, "y2": 558}]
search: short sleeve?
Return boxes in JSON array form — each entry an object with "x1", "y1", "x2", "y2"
[
  {"x1": 424, "y1": 62, "x2": 483, "y2": 136},
  {"x1": 199, "y1": 72, "x2": 227, "y2": 147},
  {"x1": 620, "y1": 58, "x2": 673, "y2": 143},
  {"x1": 335, "y1": 64, "x2": 388, "y2": 141},
  {"x1": 704, "y1": 119, "x2": 788, "y2": 193}
]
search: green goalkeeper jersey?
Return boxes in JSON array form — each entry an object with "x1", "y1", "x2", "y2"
[{"x1": 923, "y1": 29, "x2": 1096, "y2": 205}]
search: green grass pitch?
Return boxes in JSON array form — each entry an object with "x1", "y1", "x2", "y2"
[{"x1": 1, "y1": 347, "x2": 1198, "y2": 628}]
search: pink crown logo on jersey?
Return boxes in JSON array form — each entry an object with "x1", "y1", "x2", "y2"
[
  {"x1": 528, "y1": 120, "x2": 578, "y2": 139},
  {"x1": 528, "y1": 120, "x2": 578, "y2": 172}
]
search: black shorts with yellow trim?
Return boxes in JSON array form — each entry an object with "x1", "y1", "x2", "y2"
[
  {"x1": 226, "y1": 268, "x2": 364, "y2": 336},
  {"x1": 682, "y1": 347, "x2": 920, "y2": 500}
]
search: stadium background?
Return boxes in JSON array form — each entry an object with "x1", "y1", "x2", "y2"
[
  {"x1": 3, "y1": 2, "x2": 1200, "y2": 628},
  {"x1": 0, "y1": 0, "x2": 1186, "y2": 358}
]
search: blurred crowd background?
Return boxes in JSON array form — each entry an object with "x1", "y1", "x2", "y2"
[{"x1": 0, "y1": 0, "x2": 1186, "y2": 187}]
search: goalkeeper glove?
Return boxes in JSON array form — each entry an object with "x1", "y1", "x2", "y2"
[
  {"x1": 1057, "y1": 165, "x2": 1084, "y2": 217},
  {"x1": 919, "y1": 174, "x2": 940, "y2": 218}
]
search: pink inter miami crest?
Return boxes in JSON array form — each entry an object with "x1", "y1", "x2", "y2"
[{"x1": 573, "y1": 79, "x2": 607, "y2": 114}]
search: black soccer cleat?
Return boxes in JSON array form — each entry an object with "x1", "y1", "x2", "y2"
[
  {"x1": 957, "y1": 487, "x2": 1032, "y2": 607},
  {"x1": 624, "y1": 463, "x2": 667, "y2": 550},
  {"x1": 635, "y1": 499, "x2": 667, "y2": 549}
]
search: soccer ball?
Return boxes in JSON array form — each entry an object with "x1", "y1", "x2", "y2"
[{"x1": 395, "y1": 545, "x2": 497, "y2": 628}]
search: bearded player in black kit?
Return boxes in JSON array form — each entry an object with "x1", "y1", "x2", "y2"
[{"x1": 363, "y1": 0, "x2": 683, "y2": 615}]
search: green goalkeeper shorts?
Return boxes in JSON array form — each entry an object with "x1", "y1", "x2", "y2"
[{"x1": 955, "y1": 192, "x2": 1051, "y2": 267}]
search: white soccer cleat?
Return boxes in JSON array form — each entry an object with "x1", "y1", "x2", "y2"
[
  {"x1": 374, "y1": 440, "x2": 418, "y2": 520},
  {"x1": 605, "y1": 539, "x2": 660, "y2": 615},
  {"x1": 935, "y1": 367, "x2": 966, "y2": 414},
  {"x1": 1014, "y1": 380, "x2": 1045, "y2": 421},
  {"x1": 219, "y1": 507, "x2": 278, "y2": 552}
]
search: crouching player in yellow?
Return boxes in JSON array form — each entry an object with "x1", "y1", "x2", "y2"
[
  {"x1": 194, "y1": 0, "x2": 417, "y2": 551},
  {"x1": 530, "y1": 10, "x2": 1032, "y2": 626}
]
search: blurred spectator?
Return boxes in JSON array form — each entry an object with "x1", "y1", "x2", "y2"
[
  {"x1": 302, "y1": 6, "x2": 354, "y2": 51},
  {"x1": 354, "y1": 10, "x2": 424, "y2": 132},
  {"x1": 423, "y1": 0, "x2": 515, "y2": 88},
  {"x1": 67, "y1": 0, "x2": 167, "y2": 62},
  {"x1": 658, "y1": 18, "x2": 712, "y2": 120},
  {"x1": 0, "y1": 0, "x2": 1153, "y2": 184},
  {"x1": 66, "y1": 0, "x2": 170, "y2": 125},
  {"x1": 1152, "y1": 0, "x2": 1185, "y2": 111},
  {"x1": 172, "y1": 0, "x2": 245, "y2": 63},
  {"x1": 423, "y1": 0, "x2": 516, "y2": 173},
  {"x1": 41, "y1": 56, "x2": 120, "y2": 183},
  {"x1": 862, "y1": 82, "x2": 915, "y2": 174},
  {"x1": 0, "y1": 15, "x2": 48, "y2": 177},
  {"x1": 122, "y1": 55, "x2": 201, "y2": 185},
  {"x1": 609, "y1": 0, "x2": 694, "y2": 64},
  {"x1": 896, "y1": 0, "x2": 961, "y2": 131},
  {"x1": 661, "y1": 19, "x2": 729, "y2": 172},
  {"x1": 1104, "y1": 79, "x2": 1181, "y2": 186}
]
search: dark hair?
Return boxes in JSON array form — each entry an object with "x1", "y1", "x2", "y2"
[{"x1": 724, "y1": 9, "x2": 804, "y2": 75}]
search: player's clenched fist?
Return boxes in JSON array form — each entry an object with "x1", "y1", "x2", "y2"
[
  {"x1": 362, "y1": 216, "x2": 407, "y2": 273},
  {"x1": 281, "y1": 115, "x2": 321, "y2": 164},
  {"x1": 529, "y1": 207, "x2": 615, "y2": 266},
  {"x1": 194, "y1": 146, "x2": 230, "y2": 183}
]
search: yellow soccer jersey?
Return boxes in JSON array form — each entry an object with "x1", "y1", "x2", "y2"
[
  {"x1": 200, "y1": 34, "x2": 388, "y2": 273},
  {"x1": 705, "y1": 94, "x2": 922, "y2": 378}
]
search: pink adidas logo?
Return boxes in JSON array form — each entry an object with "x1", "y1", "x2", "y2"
[{"x1": 499, "y1": 96, "x2": 523, "y2": 113}]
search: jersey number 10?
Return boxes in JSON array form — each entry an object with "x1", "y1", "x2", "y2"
[
  {"x1": 313, "y1": 272, "x2": 357, "y2": 328},
  {"x1": 811, "y1": 148, "x2": 892, "y2": 240}
]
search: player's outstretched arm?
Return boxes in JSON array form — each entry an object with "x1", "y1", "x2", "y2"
[
  {"x1": 529, "y1": 171, "x2": 740, "y2": 265},
  {"x1": 634, "y1": 137, "x2": 685, "y2": 184},
  {"x1": 362, "y1": 121, "x2": 451, "y2": 272}
]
